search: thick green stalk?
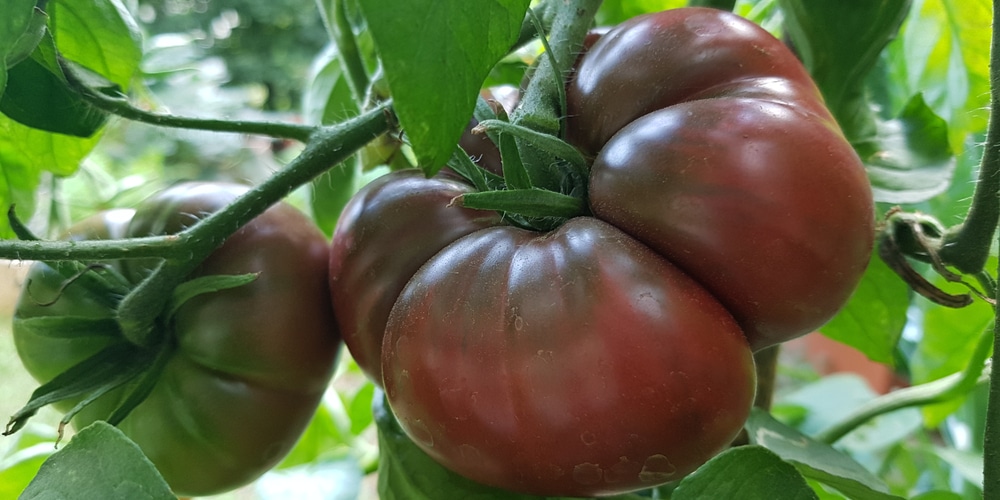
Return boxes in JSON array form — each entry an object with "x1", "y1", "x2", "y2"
[
  {"x1": 980, "y1": 2, "x2": 1000, "y2": 497},
  {"x1": 0, "y1": 235, "x2": 185, "y2": 261},
  {"x1": 938, "y1": 0, "x2": 1000, "y2": 274},
  {"x1": 115, "y1": 104, "x2": 393, "y2": 348},
  {"x1": 511, "y1": 0, "x2": 603, "y2": 136}
]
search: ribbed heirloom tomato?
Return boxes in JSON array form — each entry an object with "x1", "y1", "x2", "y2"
[
  {"x1": 328, "y1": 7, "x2": 874, "y2": 497},
  {"x1": 13, "y1": 183, "x2": 340, "y2": 496}
]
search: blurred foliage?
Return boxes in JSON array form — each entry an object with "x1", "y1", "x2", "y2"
[{"x1": 132, "y1": 0, "x2": 329, "y2": 111}]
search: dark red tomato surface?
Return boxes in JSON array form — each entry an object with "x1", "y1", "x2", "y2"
[
  {"x1": 14, "y1": 183, "x2": 340, "y2": 496},
  {"x1": 328, "y1": 171, "x2": 502, "y2": 384},
  {"x1": 567, "y1": 8, "x2": 874, "y2": 350},
  {"x1": 383, "y1": 217, "x2": 755, "y2": 496}
]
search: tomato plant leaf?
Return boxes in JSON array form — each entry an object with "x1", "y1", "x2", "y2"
[
  {"x1": 860, "y1": 94, "x2": 955, "y2": 204},
  {"x1": 819, "y1": 254, "x2": 909, "y2": 365},
  {"x1": 672, "y1": 445, "x2": 817, "y2": 500},
  {"x1": 357, "y1": 0, "x2": 530, "y2": 173},
  {"x1": 780, "y1": 0, "x2": 910, "y2": 144},
  {"x1": 19, "y1": 421, "x2": 173, "y2": 500},
  {"x1": 304, "y1": 44, "x2": 363, "y2": 236},
  {"x1": 0, "y1": 424, "x2": 57, "y2": 499},
  {"x1": 746, "y1": 410, "x2": 903, "y2": 500},
  {"x1": 0, "y1": 0, "x2": 142, "y2": 238},
  {"x1": 1, "y1": 1, "x2": 46, "y2": 95},
  {"x1": 882, "y1": 0, "x2": 991, "y2": 148},
  {"x1": 0, "y1": 51, "x2": 109, "y2": 137}
]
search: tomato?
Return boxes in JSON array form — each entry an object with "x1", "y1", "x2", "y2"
[
  {"x1": 328, "y1": 7, "x2": 872, "y2": 497},
  {"x1": 13, "y1": 183, "x2": 340, "y2": 496},
  {"x1": 329, "y1": 171, "x2": 503, "y2": 384},
  {"x1": 567, "y1": 8, "x2": 874, "y2": 350}
]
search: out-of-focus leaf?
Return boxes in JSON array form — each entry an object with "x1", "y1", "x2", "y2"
[
  {"x1": 861, "y1": 94, "x2": 955, "y2": 204},
  {"x1": 820, "y1": 254, "x2": 909, "y2": 365},
  {"x1": 0, "y1": 0, "x2": 142, "y2": 237},
  {"x1": 20, "y1": 421, "x2": 173, "y2": 500},
  {"x1": 357, "y1": 0, "x2": 529, "y2": 173},
  {"x1": 883, "y1": 0, "x2": 991, "y2": 148},
  {"x1": 911, "y1": 260, "x2": 995, "y2": 426},
  {"x1": 779, "y1": 374, "x2": 922, "y2": 452},
  {"x1": 746, "y1": 410, "x2": 901, "y2": 500},
  {"x1": 780, "y1": 0, "x2": 910, "y2": 143},
  {"x1": 50, "y1": 0, "x2": 142, "y2": 90},
  {"x1": 596, "y1": 0, "x2": 687, "y2": 25},
  {"x1": 1, "y1": 1, "x2": 47, "y2": 95},
  {"x1": 0, "y1": 424, "x2": 58, "y2": 499},
  {"x1": 672, "y1": 445, "x2": 817, "y2": 500},
  {"x1": 302, "y1": 45, "x2": 363, "y2": 236}
]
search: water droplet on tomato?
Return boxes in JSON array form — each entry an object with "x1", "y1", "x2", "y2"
[{"x1": 639, "y1": 454, "x2": 676, "y2": 482}]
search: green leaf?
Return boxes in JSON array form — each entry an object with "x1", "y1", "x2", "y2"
[
  {"x1": 862, "y1": 94, "x2": 955, "y2": 204},
  {"x1": 780, "y1": 0, "x2": 910, "y2": 143},
  {"x1": 884, "y1": 0, "x2": 991, "y2": 148},
  {"x1": 374, "y1": 391, "x2": 644, "y2": 500},
  {"x1": 303, "y1": 44, "x2": 363, "y2": 236},
  {"x1": 357, "y1": 0, "x2": 530, "y2": 171},
  {"x1": 596, "y1": 0, "x2": 688, "y2": 25},
  {"x1": 1, "y1": 2, "x2": 47, "y2": 93},
  {"x1": 20, "y1": 421, "x2": 173, "y2": 500},
  {"x1": 932, "y1": 446, "x2": 983, "y2": 489},
  {"x1": 819, "y1": 254, "x2": 909, "y2": 365},
  {"x1": 746, "y1": 410, "x2": 902, "y2": 500},
  {"x1": 0, "y1": 424, "x2": 57, "y2": 499},
  {"x1": 1, "y1": 51, "x2": 108, "y2": 137},
  {"x1": 50, "y1": 0, "x2": 142, "y2": 91},
  {"x1": 672, "y1": 445, "x2": 817, "y2": 500},
  {"x1": 0, "y1": 0, "x2": 142, "y2": 237}
]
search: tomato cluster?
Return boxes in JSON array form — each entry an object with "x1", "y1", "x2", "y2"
[
  {"x1": 13, "y1": 183, "x2": 340, "y2": 496},
  {"x1": 329, "y1": 7, "x2": 873, "y2": 497}
]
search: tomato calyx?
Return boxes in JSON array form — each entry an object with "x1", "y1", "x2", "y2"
[{"x1": 4, "y1": 253, "x2": 259, "y2": 441}]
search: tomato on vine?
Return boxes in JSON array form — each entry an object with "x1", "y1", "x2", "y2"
[{"x1": 11, "y1": 183, "x2": 341, "y2": 497}]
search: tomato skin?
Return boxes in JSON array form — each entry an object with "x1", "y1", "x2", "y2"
[
  {"x1": 566, "y1": 8, "x2": 831, "y2": 156},
  {"x1": 13, "y1": 183, "x2": 340, "y2": 496},
  {"x1": 328, "y1": 170, "x2": 502, "y2": 384},
  {"x1": 382, "y1": 217, "x2": 755, "y2": 496},
  {"x1": 568, "y1": 8, "x2": 874, "y2": 350}
]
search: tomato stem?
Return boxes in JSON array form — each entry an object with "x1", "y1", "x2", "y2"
[
  {"x1": 816, "y1": 324, "x2": 993, "y2": 445},
  {"x1": 64, "y1": 61, "x2": 318, "y2": 143},
  {"x1": 977, "y1": 1, "x2": 1000, "y2": 496},
  {"x1": 116, "y1": 104, "x2": 393, "y2": 348}
]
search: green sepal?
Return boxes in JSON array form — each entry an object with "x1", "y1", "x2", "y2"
[
  {"x1": 456, "y1": 188, "x2": 586, "y2": 220},
  {"x1": 3, "y1": 342, "x2": 154, "y2": 437},
  {"x1": 107, "y1": 340, "x2": 174, "y2": 426},
  {"x1": 447, "y1": 147, "x2": 505, "y2": 192},
  {"x1": 13, "y1": 316, "x2": 121, "y2": 340},
  {"x1": 476, "y1": 119, "x2": 588, "y2": 175},
  {"x1": 165, "y1": 272, "x2": 259, "y2": 319},
  {"x1": 3, "y1": 6, "x2": 48, "y2": 69}
]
